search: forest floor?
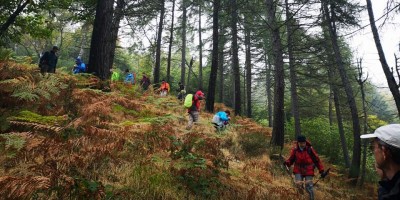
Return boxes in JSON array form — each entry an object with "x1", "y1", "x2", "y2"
[{"x1": 0, "y1": 61, "x2": 378, "y2": 199}]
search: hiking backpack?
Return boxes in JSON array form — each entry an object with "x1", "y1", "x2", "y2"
[{"x1": 184, "y1": 94, "x2": 193, "y2": 108}]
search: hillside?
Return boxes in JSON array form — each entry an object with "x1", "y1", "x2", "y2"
[{"x1": 0, "y1": 62, "x2": 378, "y2": 199}]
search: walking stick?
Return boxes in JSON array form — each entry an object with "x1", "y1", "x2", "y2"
[{"x1": 314, "y1": 168, "x2": 331, "y2": 186}]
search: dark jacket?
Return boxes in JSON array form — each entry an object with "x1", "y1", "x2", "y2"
[
  {"x1": 379, "y1": 171, "x2": 400, "y2": 200},
  {"x1": 40, "y1": 50, "x2": 58, "y2": 69},
  {"x1": 285, "y1": 141, "x2": 324, "y2": 176}
]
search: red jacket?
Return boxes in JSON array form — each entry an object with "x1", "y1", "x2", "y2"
[
  {"x1": 187, "y1": 91, "x2": 204, "y2": 113},
  {"x1": 285, "y1": 141, "x2": 324, "y2": 176}
]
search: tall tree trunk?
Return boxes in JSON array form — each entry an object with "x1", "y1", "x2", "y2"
[
  {"x1": 88, "y1": 0, "x2": 114, "y2": 80},
  {"x1": 206, "y1": 0, "x2": 220, "y2": 113},
  {"x1": 265, "y1": 54, "x2": 273, "y2": 127},
  {"x1": 198, "y1": 0, "x2": 203, "y2": 89},
  {"x1": 266, "y1": 0, "x2": 285, "y2": 148},
  {"x1": 166, "y1": 0, "x2": 175, "y2": 83},
  {"x1": 154, "y1": 0, "x2": 165, "y2": 84},
  {"x1": 108, "y1": 0, "x2": 125, "y2": 72},
  {"x1": 285, "y1": 0, "x2": 301, "y2": 138},
  {"x1": 356, "y1": 58, "x2": 368, "y2": 186},
  {"x1": 328, "y1": 89, "x2": 333, "y2": 126},
  {"x1": 231, "y1": 0, "x2": 241, "y2": 116},
  {"x1": 323, "y1": 2, "x2": 361, "y2": 184},
  {"x1": 244, "y1": 25, "x2": 252, "y2": 118},
  {"x1": 180, "y1": 1, "x2": 187, "y2": 85},
  {"x1": 328, "y1": 63, "x2": 351, "y2": 168},
  {"x1": 0, "y1": 0, "x2": 30, "y2": 37},
  {"x1": 187, "y1": 56, "x2": 194, "y2": 90},
  {"x1": 366, "y1": 0, "x2": 400, "y2": 118},
  {"x1": 218, "y1": 26, "x2": 225, "y2": 103},
  {"x1": 322, "y1": 21, "x2": 351, "y2": 168}
]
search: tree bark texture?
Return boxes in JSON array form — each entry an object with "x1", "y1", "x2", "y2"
[
  {"x1": 180, "y1": 1, "x2": 187, "y2": 85},
  {"x1": 231, "y1": 0, "x2": 241, "y2": 116},
  {"x1": 266, "y1": 0, "x2": 285, "y2": 148},
  {"x1": 108, "y1": 0, "x2": 125, "y2": 74},
  {"x1": 218, "y1": 26, "x2": 226, "y2": 103},
  {"x1": 88, "y1": 0, "x2": 114, "y2": 80},
  {"x1": 154, "y1": 0, "x2": 165, "y2": 84},
  {"x1": 245, "y1": 25, "x2": 252, "y2": 118},
  {"x1": 166, "y1": 0, "x2": 175, "y2": 83},
  {"x1": 285, "y1": 0, "x2": 301, "y2": 138},
  {"x1": 198, "y1": 1, "x2": 203, "y2": 89},
  {"x1": 206, "y1": 0, "x2": 220, "y2": 113},
  {"x1": 323, "y1": 1, "x2": 361, "y2": 184},
  {"x1": 266, "y1": 55, "x2": 273, "y2": 127}
]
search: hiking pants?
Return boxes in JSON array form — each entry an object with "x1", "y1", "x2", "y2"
[
  {"x1": 160, "y1": 90, "x2": 168, "y2": 97},
  {"x1": 187, "y1": 111, "x2": 199, "y2": 129},
  {"x1": 295, "y1": 174, "x2": 314, "y2": 200}
]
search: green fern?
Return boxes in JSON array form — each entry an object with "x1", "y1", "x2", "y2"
[
  {"x1": 0, "y1": 74, "x2": 68, "y2": 102},
  {"x1": 0, "y1": 134, "x2": 26, "y2": 158},
  {"x1": 9, "y1": 110, "x2": 67, "y2": 126}
]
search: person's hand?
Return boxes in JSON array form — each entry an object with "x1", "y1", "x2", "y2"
[{"x1": 320, "y1": 170, "x2": 328, "y2": 178}]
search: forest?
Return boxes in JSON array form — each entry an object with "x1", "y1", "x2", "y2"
[{"x1": 0, "y1": 0, "x2": 400, "y2": 199}]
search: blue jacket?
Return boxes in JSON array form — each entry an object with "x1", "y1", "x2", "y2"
[
  {"x1": 73, "y1": 59, "x2": 86, "y2": 74},
  {"x1": 124, "y1": 73, "x2": 134, "y2": 84},
  {"x1": 216, "y1": 111, "x2": 229, "y2": 122}
]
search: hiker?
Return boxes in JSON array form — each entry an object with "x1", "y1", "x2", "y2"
[
  {"x1": 124, "y1": 69, "x2": 134, "y2": 85},
  {"x1": 284, "y1": 135, "x2": 325, "y2": 200},
  {"x1": 73, "y1": 57, "x2": 86, "y2": 74},
  {"x1": 39, "y1": 46, "x2": 59, "y2": 74},
  {"x1": 110, "y1": 67, "x2": 120, "y2": 82},
  {"x1": 140, "y1": 74, "x2": 151, "y2": 90},
  {"x1": 361, "y1": 124, "x2": 400, "y2": 200},
  {"x1": 186, "y1": 90, "x2": 205, "y2": 130},
  {"x1": 212, "y1": 110, "x2": 230, "y2": 131},
  {"x1": 159, "y1": 80, "x2": 170, "y2": 96},
  {"x1": 177, "y1": 82, "x2": 186, "y2": 101}
]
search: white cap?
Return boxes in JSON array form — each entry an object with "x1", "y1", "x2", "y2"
[{"x1": 360, "y1": 124, "x2": 400, "y2": 149}]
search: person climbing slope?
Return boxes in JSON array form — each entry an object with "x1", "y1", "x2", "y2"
[
  {"x1": 212, "y1": 110, "x2": 230, "y2": 131},
  {"x1": 186, "y1": 90, "x2": 205, "y2": 130}
]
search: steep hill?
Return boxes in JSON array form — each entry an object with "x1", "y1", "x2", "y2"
[{"x1": 0, "y1": 61, "x2": 377, "y2": 199}]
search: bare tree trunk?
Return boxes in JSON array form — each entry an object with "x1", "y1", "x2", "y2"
[
  {"x1": 323, "y1": 1, "x2": 361, "y2": 184},
  {"x1": 231, "y1": 0, "x2": 241, "y2": 116},
  {"x1": 187, "y1": 56, "x2": 194, "y2": 90},
  {"x1": 88, "y1": 0, "x2": 114, "y2": 80},
  {"x1": 285, "y1": 0, "x2": 301, "y2": 138},
  {"x1": 206, "y1": 0, "x2": 220, "y2": 113},
  {"x1": 154, "y1": 0, "x2": 165, "y2": 84},
  {"x1": 366, "y1": 0, "x2": 400, "y2": 118},
  {"x1": 266, "y1": 54, "x2": 273, "y2": 127},
  {"x1": 180, "y1": 1, "x2": 187, "y2": 85},
  {"x1": 245, "y1": 25, "x2": 252, "y2": 118},
  {"x1": 0, "y1": 0, "x2": 30, "y2": 37},
  {"x1": 108, "y1": 0, "x2": 125, "y2": 73},
  {"x1": 356, "y1": 58, "x2": 369, "y2": 186},
  {"x1": 198, "y1": 0, "x2": 203, "y2": 89},
  {"x1": 218, "y1": 26, "x2": 226, "y2": 103},
  {"x1": 328, "y1": 89, "x2": 333, "y2": 126},
  {"x1": 322, "y1": 21, "x2": 351, "y2": 168},
  {"x1": 166, "y1": 0, "x2": 175, "y2": 83},
  {"x1": 266, "y1": 0, "x2": 285, "y2": 148}
]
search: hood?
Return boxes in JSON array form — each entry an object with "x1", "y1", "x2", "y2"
[{"x1": 76, "y1": 58, "x2": 82, "y2": 63}]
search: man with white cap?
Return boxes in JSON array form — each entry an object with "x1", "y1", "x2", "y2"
[{"x1": 361, "y1": 124, "x2": 400, "y2": 200}]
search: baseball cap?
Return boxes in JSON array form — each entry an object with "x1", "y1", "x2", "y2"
[{"x1": 360, "y1": 124, "x2": 400, "y2": 149}]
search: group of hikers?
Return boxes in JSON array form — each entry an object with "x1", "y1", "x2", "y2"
[{"x1": 38, "y1": 46, "x2": 400, "y2": 200}]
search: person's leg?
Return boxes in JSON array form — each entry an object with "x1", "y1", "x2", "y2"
[
  {"x1": 187, "y1": 112, "x2": 194, "y2": 130},
  {"x1": 294, "y1": 174, "x2": 305, "y2": 195},
  {"x1": 304, "y1": 176, "x2": 314, "y2": 200},
  {"x1": 192, "y1": 111, "x2": 199, "y2": 124}
]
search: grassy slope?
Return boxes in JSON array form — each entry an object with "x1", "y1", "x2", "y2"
[{"x1": 0, "y1": 61, "x2": 377, "y2": 199}]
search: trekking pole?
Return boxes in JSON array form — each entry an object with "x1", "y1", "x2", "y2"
[{"x1": 314, "y1": 168, "x2": 330, "y2": 187}]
